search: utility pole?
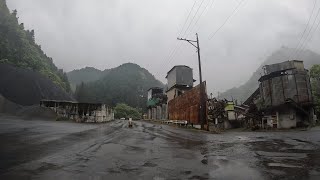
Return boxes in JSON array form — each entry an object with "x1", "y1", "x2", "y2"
[{"x1": 177, "y1": 33, "x2": 207, "y2": 130}]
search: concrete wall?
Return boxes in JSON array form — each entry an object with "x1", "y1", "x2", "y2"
[
  {"x1": 41, "y1": 101, "x2": 114, "y2": 123},
  {"x1": 152, "y1": 107, "x2": 156, "y2": 120},
  {"x1": 227, "y1": 111, "x2": 236, "y2": 120},
  {"x1": 147, "y1": 104, "x2": 167, "y2": 120},
  {"x1": 166, "y1": 88, "x2": 176, "y2": 103},
  {"x1": 162, "y1": 104, "x2": 167, "y2": 119},
  {"x1": 147, "y1": 109, "x2": 152, "y2": 119},
  {"x1": 156, "y1": 106, "x2": 161, "y2": 119},
  {"x1": 166, "y1": 88, "x2": 191, "y2": 104},
  {"x1": 277, "y1": 108, "x2": 297, "y2": 129},
  {"x1": 167, "y1": 68, "x2": 177, "y2": 90}
]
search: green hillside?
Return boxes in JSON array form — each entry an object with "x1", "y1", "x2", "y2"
[
  {"x1": 0, "y1": 0, "x2": 70, "y2": 92},
  {"x1": 74, "y1": 63, "x2": 164, "y2": 109},
  {"x1": 67, "y1": 67, "x2": 110, "y2": 91}
]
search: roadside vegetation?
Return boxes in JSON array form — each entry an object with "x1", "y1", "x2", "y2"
[{"x1": 114, "y1": 103, "x2": 141, "y2": 120}]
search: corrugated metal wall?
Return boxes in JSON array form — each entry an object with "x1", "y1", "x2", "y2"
[
  {"x1": 261, "y1": 71, "x2": 312, "y2": 107},
  {"x1": 265, "y1": 61, "x2": 304, "y2": 74},
  {"x1": 168, "y1": 82, "x2": 207, "y2": 124},
  {"x1": 167, "y1": 66, "x2": 193, "y2": 90},
  {"x1": 176, "y1": 66, "x2": 194, "y2": 87}
]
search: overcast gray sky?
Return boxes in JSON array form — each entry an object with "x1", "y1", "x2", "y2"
[{"x1": 6, "y1": 0, "x2": 320, "y2": 94}]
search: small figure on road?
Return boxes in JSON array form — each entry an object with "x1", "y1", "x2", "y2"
[{"x1": 128, "y1": 118, "x2": 133, "y2": 128}]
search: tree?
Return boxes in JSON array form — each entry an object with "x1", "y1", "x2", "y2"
[
  {"x1": 114, "y1": 103, "x2": 141, "y2": 120},
  {"x1": 75, "y1": 82, "x2": 88, "y2": 102},
  {"x1": 0, "y1": 0, "x2": 71, "y2": 92},
  {"x1": 310, "y1": 65, "x2": 320, "y2": 118},
  {"x1": 12, "y1": 9, "x2": 17, "y2": 18},
  {"x1": 68, "y1": 63, "x2": 163, "y2": 110}
]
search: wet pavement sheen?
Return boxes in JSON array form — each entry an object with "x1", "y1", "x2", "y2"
[{"x1": 0, "y1": 116, "x2": 320, "y2": 180}]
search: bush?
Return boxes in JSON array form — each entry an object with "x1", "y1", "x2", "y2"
[{"x1": 114, "y1": 103, "x2": 141, "y2": 120}]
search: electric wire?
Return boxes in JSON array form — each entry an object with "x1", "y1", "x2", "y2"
[
  {"x1": 186, "y1": 0, "x2": 214, "y2": 38},
  {"x1": 289, "y1": 0, "x2": 317, "y2": 59},
  {"x1": 166, "y1": 0, "x2": 206, "y2": 67},
  {"x1": 208, "y1": 0, "x2": 246, "y2": 40},
  {"x1": 160, "y1": 0, "x2": 198, "y2": 73},
  {"x1": 297, "y1": 9, "x2": 320, "y2": 59},
  {"x1": 295, "y1": 3, "x2": 320, "y2": 58}
]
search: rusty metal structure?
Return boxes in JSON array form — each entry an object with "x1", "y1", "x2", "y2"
[
  {"x1": 168, "y1": 82, "x2": 207, "y2": 125},
  {"x1": 259, "y1": 60, "x2": 313, "y2": 107},
  {"x1": 257, "y1": 60, "x2": 315, "y2": 128}
]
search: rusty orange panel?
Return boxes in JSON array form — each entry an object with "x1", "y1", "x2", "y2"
[{"x1": 168, "y1": 82, "x2": 207, "y2": 124}]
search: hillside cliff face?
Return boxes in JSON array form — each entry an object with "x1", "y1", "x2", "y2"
[
  {"x1": 0, "y1": 64, "x2": 74, "y2": 106},
  {"x1": 73, "y1": 63, "x2": 164, "y2": 109},
  {"x1": 219, "y1": 47, "x2": 320, "y2": 102},
  {"x1": 0, "y1": 0, "x2": 70, "y2": 92}
]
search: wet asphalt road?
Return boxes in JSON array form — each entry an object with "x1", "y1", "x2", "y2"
[{"x1": 0, "y1": 116, "x2": 320, "y2": 180}]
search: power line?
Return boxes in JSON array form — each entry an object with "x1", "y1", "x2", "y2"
[
  {"x1": 181, "y1": 0, "x2": 206, "y2": 38},
  {"x1": 289, "y1": 0, "x2": 317, "y2": 59},
  {"x1": 186, "y1": 0, "x2": 215, "y2": 38},
  {"x1": 160, "y1": 0, "x2": 199, "y2": 73},
  {"x1": 295, "y1": 3, "x2": 320, "y2": 58},
  {"x1": 193, "y1": 0, "x2": 217, "y2": 36},
  {"x1": 177, "y1": 0, "x2": 198, "y2": 37},
  {"x1": 208, "y1": 0, "x2": 246, "y2": 40},
  {"x1": 166, "y1": 0, "x2": 206, "y2": 67},
  {"x1": 297, "y1": 10, "x2": 320, "y2": 58}
]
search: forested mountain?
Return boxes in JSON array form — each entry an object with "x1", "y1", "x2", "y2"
[
  {"x1": 74, "y1": 63, "x2": 164, "y2": 109},
  {"x1": 0, "y1": 0, "x2": 70, "y2": 92},
  {"x1": 0, "y1": 64, "x2": 74, "y2": 106},
  {"x1": 220, "y1": 47, "x2": 320, "y2": 102},
  {"x1": 67, "y1": 67, "x2": 110, "y2": 91}
]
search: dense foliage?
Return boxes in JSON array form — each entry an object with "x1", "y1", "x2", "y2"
[
  {"x1": 74, "y1": 63, "x2": 164, "y2": 109},
  {"x1": 0, "y1": 0, "x2": 70, "y2": 92},
  {"x1": 67, "y1": 67, "x2": 110, "y2": 91},
  {"x1": 114, "y1": 103, "x2": 141, "y2": 119},
  {"x1": 310, "y1": 64, "x2": 320, "y2": 117}
]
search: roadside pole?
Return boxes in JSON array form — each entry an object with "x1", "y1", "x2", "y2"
[{"x1": 177, "y1": 33, "x2": 207, "y2": 130}]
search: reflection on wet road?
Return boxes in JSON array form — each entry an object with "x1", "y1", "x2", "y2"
[{"x1": 0, "y1": 116, "x2": 320, "y2": 180}]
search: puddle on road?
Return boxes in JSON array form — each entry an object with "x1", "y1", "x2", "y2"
[
  {"x1": 267, "y1": 163, "x2": 302, "y2": 168},
  {"x1": 249, "y1": 138, "x2": 320, "y2": 179},
  {"x1": 236, "y1": 136, "x2": 249, "y2": 141},
  {"x1": 255, "y1": 151, "x2": 307, "y2": 159},
  {"x1": 208, "y1": 156, "x2": 262, "y2": 179}
]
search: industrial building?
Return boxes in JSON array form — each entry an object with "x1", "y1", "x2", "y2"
[
  {"x1": 207, "y1": 98, "x2": 247, "y2": 130},
  {"x1": 166, "y1": 65, "x2": 195, "y2": 103},
  {"x1": 40, "y1": 100, "x2": 114, "y2": 123},
  {"x1": 146, "y1": 87, "x2": 167, "y2": 120},
  {"x1": 256, "y1": 60, "x2": 315, "y2": 128},
  {"x1": 205, "y1": 60, "x2": 317, "y2": 130},
  {"x1": 166, "y1": 65, "x2": 207, "y2": 126}
]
